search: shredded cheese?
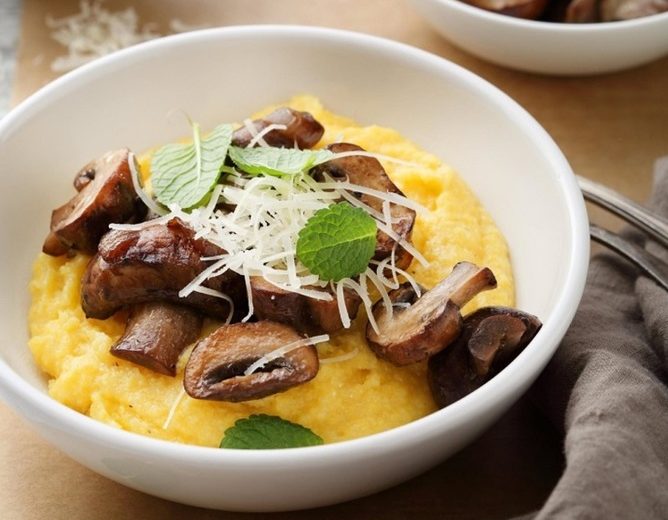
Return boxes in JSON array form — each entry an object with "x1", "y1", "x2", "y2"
[
  {"x1": 313, "y1": 179, "x2": 428, "y2": 214},
  {"x1": 371, "y1": 258, "x2": 423, "y2": 297},
  {"x1": 244, "y1": 334, "x2": 330, "y2": 376},
  {"x1": 319, "y1": 347, "x2": 359, "y2": 365},
  {"x1": 109, "y1": 213, "x2": 172, "y2": 231},
  {"x1": 46, "y1": 1, "x2": 208, "y2": 73},
  {"x1": 365, "y1": 268, "x2": 394, "y2": 319},
  {"x1": 247, "y1": 123, "x2": 288, "y2": 148},
  {"x1": 162, "y1": 387, "x2": 186, "y2": 430},
  {"x1": 47, "y1": 1, "x2": 161, "y2": 73},
  {"x1": 337, "y1": 276, "x2": 381, "y2": 335},
  {"x1": 328, "y1": 150, "x2": 423, "y2": 169},
  {"x1": 128, "y1": 152, "x2": 168, "y2": 216},
  {"x1": 242, "y1": 118, "x2": 268, "y2": 147},
  {"x1": 191, "y1": 287, "x2": 235, "y2": 324},
  {"x1": 126, "y1": 147, "x2": 426, "y2": 338}
]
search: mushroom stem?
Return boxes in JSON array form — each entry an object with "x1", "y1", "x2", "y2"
[
  {"x1": 441, "y1": 261, "x2": 498, "y2": 308},
  {"x1": 110, "y1": 302, "x2": 202, "y2": 376},
  {"x1": 366, "y1": 261, "x2": 497, "y2": 366}
]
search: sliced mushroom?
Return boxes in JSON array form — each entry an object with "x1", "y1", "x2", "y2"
[
  {"x1": 110, "y1": 302, "x2": 202, "y2": 376},
  {"x1": 366, "y1": 262, "x2": 497, "y2": 366},
  {"x1": 81, "y1": 217, "x2": 245, "y2": 320},
  {"x1": 43, "y1": 148, "x2": 147, "y2": 256},
  {"x1": 250, "y1": 277, "x2": 362, "y2": 334},
  {"x1": 184, "y1": 321, "x2": 319, "y2": 402},
  {"x1": 311, "y1": 143, "x2": 417, "y2": 270},
  {"x1": 231, "y1": 107, "x2": 324, "y2": 149},
  {"x1": 463, "y1": 0, "x2": 550, "y2": 18},
  {"x1": 428, "y1": 306, "x2": 542, "y2": 408}
]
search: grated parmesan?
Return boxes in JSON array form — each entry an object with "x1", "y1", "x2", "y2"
[
  {"x1": 162, "y1": 387, "x2": 186, "y2": 430},
  {"x1": 129, "y1": 148, "x2": 427, "y2": 339},
  {"x1": 128, "y1": 151, "x2": 168, "y2": 216},
  {"x1": 247, "y1": 123, "x2": 288, "y2": 148},
  {"x1": 47, "y1": 1, "x2": 160, "y2": 72},
  {"x1": 46, "y1": 1, "x2": 208, "y2": 73},
  {"x1": 319, "y1": 347, "x2": 359, "y2": 365},
  {"x1": 244, "y1": 335, "x2": 330, "y2": 376}
]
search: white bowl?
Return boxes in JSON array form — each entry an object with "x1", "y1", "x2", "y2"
[
  {"x1": 411, "y1": 0, "x2": 668, "y2": 75},
  {"x1": 0, "y1": 26, "x2": 589, "y2": 511}
]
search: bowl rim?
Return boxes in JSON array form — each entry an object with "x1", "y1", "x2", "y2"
[
  {"x1": 421, "y1": 0, "x2": 668, "y2": 31},
  {"x1": 0, "y1": 24, "x2": 589, "y2": 463}
]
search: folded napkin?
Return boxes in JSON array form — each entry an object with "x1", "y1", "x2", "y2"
[{"x1": 517, "y1": 157, "x2": 668, "y2": 520}]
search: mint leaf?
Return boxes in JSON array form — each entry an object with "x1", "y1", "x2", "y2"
[
  {"x1": 220, "y1": 414, "x2": 324, "y2": 449},
  {"x1": 228, "y1": 146, "x2": 334, "y2": 177},
  {"x1": 152, "y1": 123, "x2": 233, "y2": 209},
  {"x1": 297, "y1": 202, "x2": 377, "y2": 282}
]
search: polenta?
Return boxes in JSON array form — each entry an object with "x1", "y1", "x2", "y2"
[{"x1": 29, "y1": 95, "x2": 514, "y2": 446}]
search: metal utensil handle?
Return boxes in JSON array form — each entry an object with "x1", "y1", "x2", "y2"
[
  {"x1": 578, "y1": 175, "x2": 668, "y2": 249},
  {"x1": 589, "y1": 224, "x2": 668, "y2": 292}
]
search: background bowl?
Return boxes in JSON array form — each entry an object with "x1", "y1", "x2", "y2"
[
  {"x1": 0, "y1": 26, "x2": 589, "y2": 511},
  {"x1": 411, "y1": 0, "x2": 668, "y2": 75}
]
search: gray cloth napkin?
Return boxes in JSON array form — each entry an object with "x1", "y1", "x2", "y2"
[{"x1": 519, "y1": 157, "x2": 668, "y2": 520}]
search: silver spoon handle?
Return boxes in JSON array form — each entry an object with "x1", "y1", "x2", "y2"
[
  {"x1": 589, "y1": 224, "x2": 668, "y2": 292},
  {"x1": 578, "y1": 175, "x2": 668, "y2": 249}
]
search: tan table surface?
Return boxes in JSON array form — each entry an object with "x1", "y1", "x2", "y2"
[{"x1": 3, "y1": 1, "x2": 667, "y2": 519}]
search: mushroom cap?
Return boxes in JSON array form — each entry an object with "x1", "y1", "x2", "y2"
[
  {"x1": 81, "y1": 217, "x2": 244, "y2": 320},
  {"x1": 428, "y1": 306, "x2": 542, "y2": 408},
  {"x1": 184, "y1": 321, "x2": 319, "y2": 402},
  {"x1": 231, "y1": 107, "x2": 324, "y2": 149},
  {"x1": 464, "y1": 306, "x2": 542, "y2": 376},
  {"x1": 43, "y1": 148, "x2": 147, "y2": 256}
]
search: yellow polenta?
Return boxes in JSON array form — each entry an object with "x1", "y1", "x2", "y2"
[{"x1": 28, "y1": 95, "x2": 514, "y2": 446}]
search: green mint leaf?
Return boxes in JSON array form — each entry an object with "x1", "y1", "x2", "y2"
[
  {"x1": 296, "y1": 202, "x2": 377, "y2": 282},
  {"x1": 220, "y1": 414, "x2": 324, "y2": 449},
  {"x1": 151, "y1": 123, "x2": 233, "y2": 209},
  {"x1": 228, "y1": 146, "x2": 334, "y2": 177}
]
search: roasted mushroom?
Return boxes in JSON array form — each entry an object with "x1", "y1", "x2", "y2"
[
  {"x1": 231, "y1": 107, "x2": 324, "y2": 149},
  {"x1": 428, "y1": 306, "x2": 542, "y2": 408},
  {"x1": 184, "y1": 321, "x2": 319, "y2": 402},
  {"x1": 366, "y1": 261, "x2": 497, "y2": 366},
  {"x1": 250, "y1": 277, "x2": 362, "y2": 334},
  {"x1": 43, "y1": 148, "x2": 147, "y2": 256},
  {"x1": 110, "y1": 302, "x2": 202, "y2": 376},
  {"x1": 311, "y1": 142, "x2": 417, "y2": 270},
  {"x1": 463, "y1": 0, "x2": 550, "y2": 18},
  {"x1": 81, "y1": 217, "x2": 245, "y2": 320}
]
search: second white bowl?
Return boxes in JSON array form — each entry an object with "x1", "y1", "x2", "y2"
[{"x1": 411, "y1": 0, "x2": 668, "y2": 75}]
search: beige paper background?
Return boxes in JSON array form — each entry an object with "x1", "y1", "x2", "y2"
[{"x1": 3, "y1": 0, "x2": 667, "y2": 518}]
